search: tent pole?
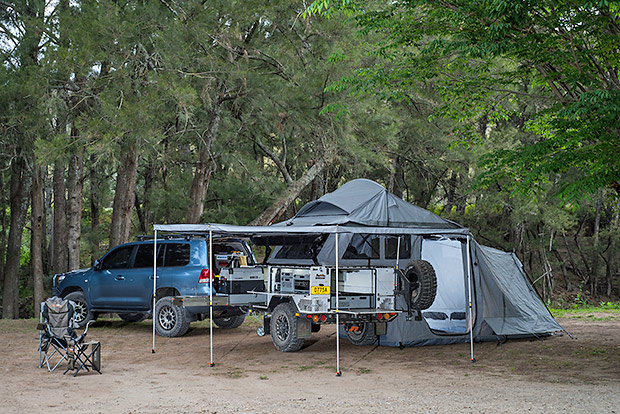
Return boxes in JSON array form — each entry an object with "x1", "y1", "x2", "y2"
[
  {"x1": 467, "y1": 234, "x2": 475, "y2": 363},
  {"x1": 152, "y1": 229, "x2": 157, "y2": 353},
  {"x1": 335, "y1": 227, "x2": 341, "y2": 376},
  {"x1": 209, "y1": 227, "x2": 214, "y2": 367}
]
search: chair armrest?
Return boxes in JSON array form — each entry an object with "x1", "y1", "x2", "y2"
[{"x1": 82, "y1": 320, "x2": 95, "y2": 335}]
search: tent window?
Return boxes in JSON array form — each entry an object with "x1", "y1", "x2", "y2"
[
  {"x1": 343, "y1": 234, "x2": 380, "y2": 259},
  {"x1": 275, "y1": 244, "x2": 314, "y2": 259},
  {"x1": 385, "y1": 236, "x2": 411, "y2": 259}
]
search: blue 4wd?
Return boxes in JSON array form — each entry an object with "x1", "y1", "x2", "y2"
[{"x1": 53, "y1": 237, "x2": 256, "y2": 337}]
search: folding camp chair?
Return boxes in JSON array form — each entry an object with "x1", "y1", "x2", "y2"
[{"x1": 38, "y1": 297, "x2": 94, "y2": 373}]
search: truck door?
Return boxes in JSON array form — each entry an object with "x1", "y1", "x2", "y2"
[
  {"x1": 89, "y1": 245, "x2": 136, "y2": 309},
  {"x1": 124, "y1": 243, "x2": 165, "y2": 310}
]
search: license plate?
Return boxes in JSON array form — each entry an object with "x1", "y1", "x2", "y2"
[{"x1": 311, "y1": 286, "x2": 330, "y2": 295}]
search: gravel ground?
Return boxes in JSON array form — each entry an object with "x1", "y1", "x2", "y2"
[{"x1": 1, "y1": 315, "x2": 619, "y2": 413}]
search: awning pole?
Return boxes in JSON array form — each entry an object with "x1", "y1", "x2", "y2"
[
  {"x1": 335, "y1": 227, "x2": 341, "y2": 376},
  {"x1": 152, "y1": 229, "x2": 157, "y2": 353},
  {"x1": 209, "y1": 227, "x2": 215, "y2": 367},
  {"x1": 466, "y1": 234, "x2": 476, "y2": 363}
]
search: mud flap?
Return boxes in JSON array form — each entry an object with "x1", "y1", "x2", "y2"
[
  {"x1": 297, "y1": 317, "x2": 312, "y2": 339},
  {"x1": 375, "y1": 322, "x2": 387, "y2": 336}
]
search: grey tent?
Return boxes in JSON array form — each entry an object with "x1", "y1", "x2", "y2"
[{"x1": 275, "y1": 179, "x2": 562, "y2": 346}]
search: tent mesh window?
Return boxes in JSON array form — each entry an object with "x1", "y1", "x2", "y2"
[
  {"x1": 385, "y1": 235, "x2": 411, "y2": 259},
  {"x1": 343, "y1": 234, "x2": 380, "y2": 259}
]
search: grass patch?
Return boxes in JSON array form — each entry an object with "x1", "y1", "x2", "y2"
[{"x1": 550, "y1": 302, "x2": 620, "y2": 318}]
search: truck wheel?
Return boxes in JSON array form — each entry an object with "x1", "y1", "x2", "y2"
[
  {"x1": 345, "y1": 322, "x2": 377, "y2": 346},
  {"x1": 404, "y1": 260, "x2": 437, "y2": 310},
  {"x1": 270, "y1": 302, "x2": 304, "y2": 352},
  {"x1": 213, "y1": 314, "x2": 246, "y2": 329},
  {"x1": 65, "y1": 291, "x2": 97, "y2": 329},
  {"x1": 155, "y1": 296, "x2": 190, "y2": 337},
  {"x1": 119, "y1": 312, "x2": 147, "y2": 323}
]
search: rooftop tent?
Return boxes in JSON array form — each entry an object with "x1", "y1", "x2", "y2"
[{"x1": 285, "y1": 178, "x2": 461, "y2": 229}]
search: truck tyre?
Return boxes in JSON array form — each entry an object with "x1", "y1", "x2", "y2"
[
  {"x1": 65, "y1": 291, "x2": 97, "y2": 329},
  {"x1": 213, "y1": 314, "x2": 246, "y2": 329},
  {"x1": 155, "y1": 296, "x2": 190, "y2": 337},
  {"x1": 404, "y1": 260, "x2": 437, "y2": 310},
  {"x1": 345, "y1": 322, "x2": 377, "y2": 346},
  {"x1": 119, "y1": 312, "x2": 147, "y2": 323},
  {"x1": 270, "y1": 302, "x2": 304, "y2": 352}
]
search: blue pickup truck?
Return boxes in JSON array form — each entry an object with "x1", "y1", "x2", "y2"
[{"x1": 53, "y1": 237, "x2": 257, "y2": 337}]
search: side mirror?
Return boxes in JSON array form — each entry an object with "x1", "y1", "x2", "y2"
[{"x1": 93, "y1": 259, "x2": 102, "y2": 271}]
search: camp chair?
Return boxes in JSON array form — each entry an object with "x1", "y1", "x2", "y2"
[{"x1": 38, "y1": 297, "x2": 93, "y2": 373}]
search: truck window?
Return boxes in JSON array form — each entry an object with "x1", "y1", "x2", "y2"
[
  {"x1": 133, "y1": 244, "x2": 165, "y2": 268},
  {"x1": 385, "y1": 235, "x2": 411, "y2": 259},
  {"x1": 102, "y1": 246, "x2": 134, "y2": 269},
  {"x1": 343, "y1": 234, "x2": 380, "y2": 259},
  {"x1": 164, "y1": 243, "x2": 190, "y2": 267}
]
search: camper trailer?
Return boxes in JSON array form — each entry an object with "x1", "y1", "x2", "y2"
[{"x1": 157, "y1": 179, "x2": 562, "y2": 353}]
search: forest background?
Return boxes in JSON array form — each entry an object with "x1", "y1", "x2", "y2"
[{"x1": 1, "y1": 0, "x2": 619, "y2": 318}]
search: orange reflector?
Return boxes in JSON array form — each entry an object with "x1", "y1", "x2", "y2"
[
  {"x1": 384, "y1": 313, "x2": 391, "y2": 320},
  {"x1": 312, "y1": 315, "x2": 319, "y2": 322}
]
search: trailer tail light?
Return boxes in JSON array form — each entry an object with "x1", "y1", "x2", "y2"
[
  {"x1": 312, "y1": 315, "x2": 319, "y2": 322},
  {"x1": 320, "y1": 314, "x2": 327, "y2": 322},
  {"x1": 306, "y1": 314, "x2": 313, "y2": 319},
  {"x1": 377, "y1": 313, "x2": 383, "y2": 320},
  {"x1": 198, "y1": 269, "x2": 212, "y2": 283}
]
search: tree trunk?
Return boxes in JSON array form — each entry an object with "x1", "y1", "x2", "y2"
[
  {"x1": 31, "y1": 163, "x2": 45, "y2": 317},
  {"x1": 52, "y1": 162, "x2": 68, "y2": 274},
  {"x1": 607, "y1": 202, "x2": 619, "y2": 296},
  {"x1": 89, "y1": 154, "x2": 101, "y2": 263},
  {"x1": 591, "y1": 193, "x2": 602, "y2": 296},
  {"x1": 250, "y1": 158, "x2": 327, "y2": 226},
  {"x1": 2, "y1": 155, "x2": 31, "y2": 319},
  {"x1": 186, "y1": 106, "x2": 221, "y2": 223},
  {"x1": 109, "y1": 143, "x2": 139, "y2": 248},
  {"x1": 66, "y1": 152, "x2": 84, "y2": 270}
]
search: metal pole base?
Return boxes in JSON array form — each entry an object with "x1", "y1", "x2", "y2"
[
  {"x1": 335, "y1": 371, "x2": 342, "y2": 377},
  {"x1": 470, "y1": 358, "x2": 476, "y2": 363},
  {"x1": 151, "y1": 349, "x2": 156, "y2": 354},
  {"x1": 209, "y1": 362, "x2": 215, "y2": 367}
]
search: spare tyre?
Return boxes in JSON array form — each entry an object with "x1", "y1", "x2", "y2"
[{"x1": 403, "y1": 260, "x2": 437, "y2": 310}]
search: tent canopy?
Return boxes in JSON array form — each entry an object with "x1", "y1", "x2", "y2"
[{"x1": 285, "y1": 179, "x2": 461, "y2": 229}]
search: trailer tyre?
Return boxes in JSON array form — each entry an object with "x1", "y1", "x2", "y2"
[
  {"x1": 213, "y1": 314, "x2": 246, "y2": 329},
  {"x1": 404, "y1": 260, "x2": 437, "y2": 310},
  {"x1": 345, "y1": 322, "x2": 377, "y2": 346},
  {"x1": 270, "y1": 302, "x2": 304, "y2": 352},
  {"x1": 155, "y1": 296, "x2": 190, "y2": 337}
]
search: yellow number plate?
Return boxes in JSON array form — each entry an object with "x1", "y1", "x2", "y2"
[{"x1": 311, "y1": 286, "x2": 330, "y2": 295}]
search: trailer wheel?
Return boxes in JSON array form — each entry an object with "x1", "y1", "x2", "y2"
[
  {"x1": 345, "y1": 322, "x2": 377, "y2": 346},
  {"x1": 213, "y1": 314, "x2": 246, "y2": 329},
  {"x1": 270, "y1": 302, "x2": 304, "y2": 352},
  {"x1": 155, "y1": 296, "x2": 190, "y2": 337},
  {"x1": 404, "y1": 260, "x2": 437, "y2": 310}
]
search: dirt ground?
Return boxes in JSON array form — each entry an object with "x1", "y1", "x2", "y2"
[{"x1": 1, "y1": 314, "x2": 619, "y2": 414}]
